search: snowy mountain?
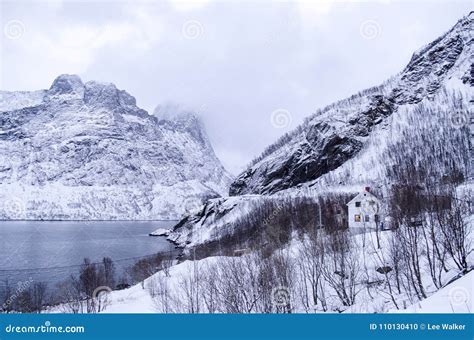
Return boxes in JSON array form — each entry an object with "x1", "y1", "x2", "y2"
[
  {"x1": 167, "y1": 195, "x2": 263, "y2": 248},
  {"x1": 169, "y1": 12, "x2": 473, "y2": 248},
  {"x1": 0, "y1": 75, "x2": 232, "y2": 220},
  {"x1": 229, "y1": 12, "x2": 473, "y2": 196}
]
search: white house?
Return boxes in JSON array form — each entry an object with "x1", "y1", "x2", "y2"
[{"x1": 346, "y1": 187, "x2": 382, "y2": 230}]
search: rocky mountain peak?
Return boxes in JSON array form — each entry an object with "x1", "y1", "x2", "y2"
[
  {"x1": 48, "y1": 74, "x2": 84, "y2": 97},
  {"x1": 46, "y1": 75, "x2": 146, "y2": 116},
  {"x1": 83, "y1": 80, "x2": 123, "y2": 111},
  {"x1": 0, "y1": 76, "x2": 232, "y2": 220}
]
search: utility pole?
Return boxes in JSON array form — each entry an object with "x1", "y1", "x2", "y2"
[{"x1": 374, "y1": 202, "x2": 381, "y2": 249}]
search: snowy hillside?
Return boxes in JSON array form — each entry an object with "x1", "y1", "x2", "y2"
[
  {"x1": 167, "y1": 195, "x2": 264, "y2": 248},
  {"x1": 50, "y1": 231, "x2": 473, "y2": 314},
  {"x1": 168, "y1": 12, "x2": 473, "y2": 248},
  {"x1": 394, "y1": 270, "x2": 473, "y2": 313},
  {"x1": 0, "y1": 75, "x2": 232, "y2": 220},
  {"x1": 230, "y1": 12, "x2": 473, "y2": 196}
]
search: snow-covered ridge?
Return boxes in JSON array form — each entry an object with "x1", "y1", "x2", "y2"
[
  {"x1": 0, "y1": 75, "x2": 232, "y2": 220},
  {"x1": 167, "y1": 195, "x2": 264, "y2": 248},
  {"x1": 229, "y1": 12, "x2": 473, "y2": 196}
]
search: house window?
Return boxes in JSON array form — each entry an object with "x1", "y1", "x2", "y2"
[
  {"x1": 355, "y1": 201, "x2": 361, "y2": 207},
  {"x1": 374, "y1": 214, "x2": 379, "y2": 223},
  {"x1": 354, "y1": 214, "x2": 361, "y2": 222},
  {"x1": 365, "y1": 215, "x2": 370, "y2": 222}
]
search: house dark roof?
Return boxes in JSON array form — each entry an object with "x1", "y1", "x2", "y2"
[{"x1": 346, "y1": 190, "x2": 379, "y2": 207}]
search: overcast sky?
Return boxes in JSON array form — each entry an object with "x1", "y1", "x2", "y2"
[{"x1": 1, "y1": 0, "x2": 472, "y2": 174}]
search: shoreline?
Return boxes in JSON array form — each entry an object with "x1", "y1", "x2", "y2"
[{"x1": 0, "y1": 219, "x2": 179, "y2": 222}]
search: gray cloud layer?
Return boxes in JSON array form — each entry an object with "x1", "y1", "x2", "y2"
[{"x1": 1, "y1": 0, "x2": 471, "y2": 174}]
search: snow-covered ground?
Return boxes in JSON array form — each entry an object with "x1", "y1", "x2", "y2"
[
  {"x1": 149, "y1": 228, "x2": 171, "y2": 237},
  {"x1": 394, "y1": 271, "x2": 472, "y2": 313},
  {"x1": 46, "y1": 225, "x2": 473, "y2": 314}
]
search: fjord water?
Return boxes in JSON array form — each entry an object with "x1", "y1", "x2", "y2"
[{"x1": 0, "y1": 220, "x2": 176, "y2": 290}]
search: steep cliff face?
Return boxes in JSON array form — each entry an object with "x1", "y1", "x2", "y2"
[
  {"x1": 229, "y1": 12, "x2": 473, "y2": 196},
  {"x1": 0, "y1": 75, "x2": 232, "y2": 220}
]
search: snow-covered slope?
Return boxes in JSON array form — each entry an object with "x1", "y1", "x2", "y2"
[
  {"x1": 167, "y1": 195, "x2": 264, "y2": 248},
  {"x1": 0, "y1": 75, "x2": 232, "y2": 220},
  {"x1": 170, "y1": 12, "x2": 473, "y2": 249},
  {"x1": 51, "y1": 237, "x2": 473, "y2": 314},
  {"x1": 230, "y1": 12, "x2": 473, "y2": 196},
  {"x1": 394, "y1": 270, "x2": 473, "y2": 313}
]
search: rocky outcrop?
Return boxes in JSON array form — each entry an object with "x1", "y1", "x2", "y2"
[{"x1": 230, "y1": 12, "x2": 473, "y2": 196}]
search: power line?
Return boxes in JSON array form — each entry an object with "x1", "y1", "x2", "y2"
[{"x1": 0, "y1": 248, "x2": 179, "y2": 273}]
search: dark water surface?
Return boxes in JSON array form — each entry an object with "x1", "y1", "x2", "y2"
[{"x1": 0, "y1": 220, "x2": 177, "y2": 291}]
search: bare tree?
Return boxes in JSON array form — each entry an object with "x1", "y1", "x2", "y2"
[
  {"x1": 297, "y1": 232, "x2": 325, "y2": 311},
  {"x1": 200, "y1": 262, "x2": 220, "y2": 313},
  {"x1": 148, "y1": 275, "x2": 174, "y2": 313},
  {"x1": 101, "y1": 257, "x2": 116, "y2": 289},
  {"x1": 56, "y1": 276, "x2": 85, "y2": 314},
  {"x1": 16, "y1": 282, "x2": 48, "y2": 313},
  {"x1": 161, "y1": 252, "x2": 174, "y2": 278},
  {"x1": 322, "y1": 231, "x2": 361, "y2": 307},
  {"x1": 388, "y1": 230, "x2": 403, "y2": 294},
  {"x1": 129, "y1": 254, "x2": 162, "y2": 288},
  {"x1": 389, "y1": 185, "x2": 427, "y2": 299},
  {"x1": 30, "y1": 282, "x2": 48, "y2": 313},
  {"x1": 368, "y1": 235, "x2": 399, "y2": 310},
  {"x1": 177, "y1": 272, "x2": 200, "y2": 313},
  {"x1": 1, "y1": 279, "x2": 13, "y2": 313},
  {"x1": 435, "y1": 192, "x2": 471, "y2": 272}
]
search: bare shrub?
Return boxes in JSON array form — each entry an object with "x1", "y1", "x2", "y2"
[{"x1": 322, "y1": 231, "x2": 361, "y2": 307}]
